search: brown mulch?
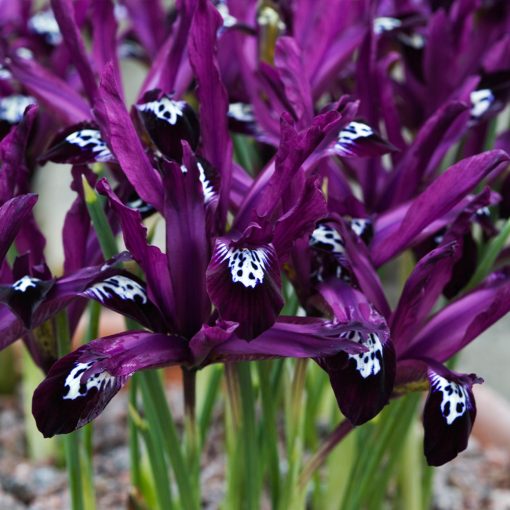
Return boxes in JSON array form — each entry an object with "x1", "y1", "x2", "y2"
[{"x1": 1, "y1": 388, "x2": 510, "y2": 509}]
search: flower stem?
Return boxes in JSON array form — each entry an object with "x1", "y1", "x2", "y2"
[
  {"x1": 279, "y1": 359, "x2": 309, "y2": 509},
  {"x1": 139, "y1": 370, "x2": 198, "y2": 510},
  {"x1": 82, "y1": 176, "x2": 118, "y2": 259},
  {"x1": 198, "y1": 365, "x2": 223, "y2": 448},
  {"x1": 128, "y1": 399, "x2": 174, "y2": 510},
  {"x1": 257, "y1": 361, "x2": 281, "y2": 508},
  {"x1": 236, "y1": 362, "x2": 261, "y2": 510},
  {"x1": 298, "y1": 419, "x2": 353, "y2": 490},
  {"x1": 55, "y1": 311, "x2": 85, "y2": 510},
  {"x1": 182, "y1": 367, "x2": 199, "y2": 495}
]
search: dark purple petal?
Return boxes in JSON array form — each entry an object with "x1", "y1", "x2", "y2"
[
  {"x1": 134, "y1": 89, "x2": 199, "y2": 162},
  {"x1": 0, "y1": 276, "x2": 55, "y2": 328},
  {"x1": 236, "y1": 102, "x2": 356, "y2": 230},
  {"x1": 81, "y1": 271, "x2": 166, "y2": 332},
  {"x1": 98, "y1": 179, "x2": 176, "y2": 328},
  {"x1": 382, "y1": 101, "x2": 470, "y2": 207},
  {"x1": 189, "y1": 0, "x2": 233, "y2": 225},
  {"x1": 32, "y1": 331, "x2": 190, "y2": 436},
  {"x1": 318, "y1": 280, "x2": 395, "y2": 424},
  {"x1": 39, "y1": 122, "x2": 115, "y2": 165},
  {"x1": 0, "y1": 194, "x2": 38, "y2": 263},
  {"x1": 189, "y1": 317, "x2": 366, "y2": 366},
  {"x1": 274, "y1": 36, "x2": 313, "y2": 124},
  {"x1": 29, "y1": 253, "x2": 132, "y2": 330},
  {"x1": 0, "y1": 305, "x2": 26, "y2": 352},
  {"x1": 335, "y1": 220, "x2": 391, "y2": 318},
  {"x1": 371, "y1": 150, "x2": 510, "y2": 266},
  {"x1": 7, "y1": 56, "x2": 91, "y2": 123},
  {"x1": 121, "y1": 0, "x2": 166, "y2": 59},
  {"x1": 0, "y1": 104, "x2": 37, "y2": 203},
  {"x1": 321, "y1": 328, "x2": 395, "y2": 425},
  {"x1": 423, "y1": 363, "x2": 481, "y2": 466},
  {"x1": 273, "y1": 176, "x2": 327, "y2": 260},
  {"x1": 140, "y1": 0, "x2": 195, "y2": 95},
  {"x1": 63, "y1": 166, "x2": 98, "y2": 274},
  {"x1": 94, "y1": 64, "x2": 163, "y2": 211},
  {"x1": 403, "y1": 268, "x2": 510, "y2": 362},
  {"x1": 51, "y1": 0, "x2": 98, "y2": 104},
  {"x1": 206, "y1": 237, "x2": 283, "y2": 340},
  {"x1": 90, "y1": 0, "x2": 121, "y2": 85},
  {"x1": 391, "y1": 242, "x2": 458, "y2": 352},
  {"x1": 162, "y1": 158, "x2": 210, "y2": 337}
]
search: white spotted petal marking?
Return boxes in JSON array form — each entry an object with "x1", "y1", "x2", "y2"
[
  {"x1": 87, "y1": 276, "x2": 148, "y2": 304},
  {"x1": 430, "y1": 373, "x2": 469, "y2": 426},
  {"x1": 373, "y1": 17, "x2": 402, "y2": 34},
  {"x1": 0, "y1": 95, "x2": 36, "y2": 124},
  {"x1": 349, "y1": 218, "x2": 371, "y2": 239},
  {"x1": 65, "y1": 129, "x2": 112, "y2": 160},
  {"x1": 137, "y1": 97, "x2": 186, "y2": 125},
  {"x1": 309, "y1": 224, "x2": 345, "y2": 254},
  {"x1": 12, "y1": 275, "x2": 41, "y2": 293},
  {"x1": 228, "y1": 102, "x2": 254, "y2": 123},
  {"x1": 28, "y1": 10, "x2": 62, "y2": 45},
  {"x1": 217, "y1": 242, "x2": 269, "y2": 289},
  {"x1": 342, "y1": 331, "x2": 383, "y2": 379},
  {"x1": 470, "y1": 89, "x2": 494, "y2": 120},
  {"x1": 63, "y1": 361, "x2": 115, "y2": 400},
  {"x1": 337, "y1": 121, "x2": 374, "y2": 145}
]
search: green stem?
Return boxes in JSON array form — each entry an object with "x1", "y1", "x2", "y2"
[
  {"x1": 281, "y1": 359, "x2": 309, "y2": 509},
  {"x1": 398, "y1": 422, "x2": 422, "y2": 510},
  {"x1": 298, "y1": 419, "x2": 353, "y2": 490},
  {"x1": 198, "y1": 365, "x2": 222, "y2": 449},
  {"x1": 182, "y1": 368, "x2": 199, "y2": 494},
  {"x1": 139, "y1": 370, "x2": 197, "y2": 510},
  {"x1": 128, "y1": 375, "x2": 142, "y2": 490},
  {"x1": 82, "y1": 176, "x2": 118, "y2": 259},
  {"x1": 21, "y1": 348, "x2": 56, "y2": 461},
  {"x1": 236, "y1": 363, "x2": 260, "y2": 510},
  {"x1": 257, "y1": 362, "x2": 281, "y2": 508},
  {"x1": 56, "y1": 312, "x2": 85, "y2": 510},
  {"x1": 224, "y1": 364, "x2": 243, "y2": 509},
  {"x1": 129, "y1": 400, "x2": 174, "y2": 510}
]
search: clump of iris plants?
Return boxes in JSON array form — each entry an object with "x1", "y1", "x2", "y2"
[{"x1": 0, "y1": 0, "x2": 510, "y2": 508}]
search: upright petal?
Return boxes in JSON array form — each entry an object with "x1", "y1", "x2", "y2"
[
  {"x1": 403, "y1": 268, "x2": 510, "y2": 362},
  {"x1": 98, "y1": 179, "x2": 176, "y2": 329},
  {"x1": 94, "y1": 64, "x2": 163, "y2": 211},
  {"x1": 0, "y1": 194, "x2": 38, "y2": 263},
  {"x1": 163, "y1": 158, "x2": 210, "y2": 337},
  {"x1": 51, "y1": 0, "x2": 98, "y2": 103},
  {"x1": 391, "y1": 242, "x2": 458, "y2": 351},
  {"x1": 371, "y1": 150, "x2": 509, "y2": 266},
  {"x1": 7, "y1": 56, "x2": 91, "y2": 124},
  {"x1": 189, "y1": 0, "x2": 232, "y2": 226},
  {"x1": 32, "y1": 331, "x2": 190, "y2": 436}
]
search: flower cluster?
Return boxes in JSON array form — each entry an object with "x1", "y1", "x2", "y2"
[{"x1": 0, "y1": 0, "x2": 508, "y2": 472}]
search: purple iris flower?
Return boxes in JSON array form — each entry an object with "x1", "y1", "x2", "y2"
[
  {"x1": 308, "y1": 172, "x2": 510, "y2": 465},
  {"x1": 29, "y1": 0, "x2": 391, "y2": 438}
]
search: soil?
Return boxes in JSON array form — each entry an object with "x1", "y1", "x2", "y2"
[{"x1": 1, "y1": 386, "x2": 509, "y2": 510}]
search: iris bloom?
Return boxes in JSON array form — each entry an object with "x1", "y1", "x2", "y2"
[{"x1": 30, "y1": 0, "x2": 387, "y2": 437}]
